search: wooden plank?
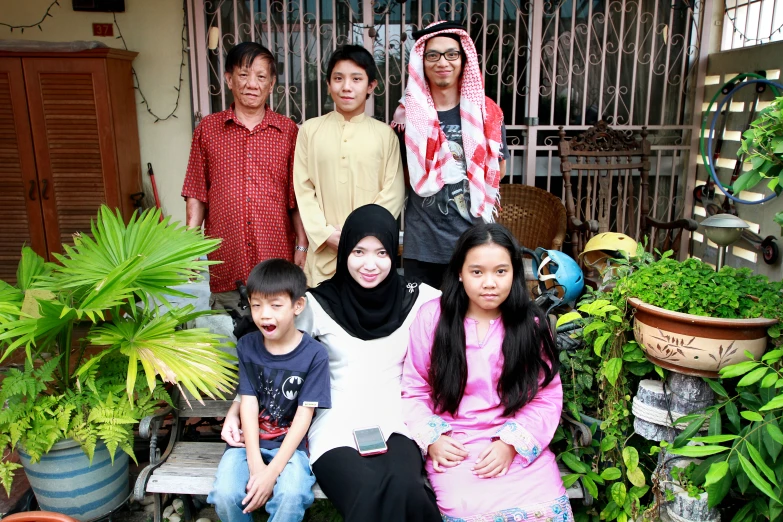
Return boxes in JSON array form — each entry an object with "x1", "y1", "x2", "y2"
[
  {"x1": 148, "y1": 460, "x2": 327, "y2": 500},
  {"x1": 147, "y1": 441, "x2": 581, "y2": 502},
  {"x1": 153, "y1": 467, "x2": 218, "y2": 476},
  {"x1": 147, "y1": 475, "x2": 215, "y2": 495},
  {"x1": 168, "y1": 442, "x2": 226, "y2": 455},
  {"x1": 176, "y1": 399, "x2": 234, "y2": 418}
]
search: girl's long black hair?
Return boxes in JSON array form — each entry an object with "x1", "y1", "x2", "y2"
[{"x1": 429, "y1": 223, "x2": 559, "y2": 417}]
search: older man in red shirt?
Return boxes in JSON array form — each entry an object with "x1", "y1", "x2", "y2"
[{"x1": 182, "y1": 42, "x2": 307, "y2": 313}]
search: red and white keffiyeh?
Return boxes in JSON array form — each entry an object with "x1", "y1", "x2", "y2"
[{"x1": 394, "y1": 22, "x2": 504, "y2": 222}]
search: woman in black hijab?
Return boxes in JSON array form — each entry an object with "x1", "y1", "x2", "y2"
[
  {"x1": 221, "y1": 205, "x2": 442, "y2": 522},
  {"x1": 308, "y1": 204, "x2": 419, "y2": 340}
]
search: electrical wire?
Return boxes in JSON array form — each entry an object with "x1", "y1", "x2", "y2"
[
  {"x1": 723, "y1": 0, "x2": 783, "y2": 46},
  {"x1": 113, "y1": 10, "x2": 187, "y2": 123},
  {"x1": 699, "y1": 72, "x2": 771, "y2": 174},
  {"x1": 0, "y1": 0, "x2": 60, "y2": 33},
  {"x1": 703, "y1": 76, "x2": 783, "y2": 205}
]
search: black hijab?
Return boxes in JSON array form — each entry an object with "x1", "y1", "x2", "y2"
[{"x1": 309, "y1": 204, "x2": 420, "y2": 341}]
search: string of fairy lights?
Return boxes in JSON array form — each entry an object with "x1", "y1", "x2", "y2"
[
  {"x1": 112, "y1": 10, "x2": 188, "y2": 123},
  {"x1": 723, "y1": 0, "x2": 783, "y2": 45},
  {"x1": 0, "y1": 0, "x2": 60, "y2": 33},
  {"x1": 0, "y1": 0, "x2": 185, "y2": 123}
]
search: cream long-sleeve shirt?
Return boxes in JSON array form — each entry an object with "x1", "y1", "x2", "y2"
[{"x1": 293, "y1": 111, "x2": 405, "y2": 286}]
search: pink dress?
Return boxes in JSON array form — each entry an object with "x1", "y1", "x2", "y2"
[{"x1": 401, "y1": 299, "x2": 573, "y2": 522}]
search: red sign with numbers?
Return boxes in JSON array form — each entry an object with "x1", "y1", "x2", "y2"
[{"x1": 92, "y1": 23, "x2": 114, "y2": 37}]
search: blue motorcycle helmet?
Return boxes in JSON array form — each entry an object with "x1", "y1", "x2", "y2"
[{"x1": 534, "y1": 248, "x2": 585, "y2": 304}]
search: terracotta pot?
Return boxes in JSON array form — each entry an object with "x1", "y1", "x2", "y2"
[{"x1": 628, "y1": 297, "x2": 777, "y2": 378}]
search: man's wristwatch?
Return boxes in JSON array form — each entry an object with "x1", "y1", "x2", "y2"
[{"x1": 295, "y1": 245, "x2": 308, "y2": 252}]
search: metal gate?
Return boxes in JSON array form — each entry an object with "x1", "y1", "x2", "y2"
[{"x1": 187, "y1": 0, "x2": 707, "y2": 244}]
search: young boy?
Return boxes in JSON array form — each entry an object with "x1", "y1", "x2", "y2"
[
  {"x1": 294, "y1": 44, "x2": 405, "y2": 286},
  {"x1": 208, "y1": 259, "x2": 330, "y2": 522}
]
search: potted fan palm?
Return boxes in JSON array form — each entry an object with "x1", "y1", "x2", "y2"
[{"x1": 0, "y1": 206, "x2": 237, "y2": 521}]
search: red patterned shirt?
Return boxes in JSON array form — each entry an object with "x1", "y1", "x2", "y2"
[{"x1": 182, "y1": 106, "x2": 299, "y2": 293}]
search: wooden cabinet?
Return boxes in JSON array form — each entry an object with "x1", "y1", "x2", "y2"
[{"x1": 0, "y1": 48, "x2": 141, "y2": 284}]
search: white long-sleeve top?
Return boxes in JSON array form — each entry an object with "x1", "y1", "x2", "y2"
[{"x1": 296, "y1": 285, "x2": 441, "y2": 463}]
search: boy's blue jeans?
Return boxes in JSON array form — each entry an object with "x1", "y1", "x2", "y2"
[{"x1": 207, "y1": 447, "x2": 315, "y2": 522}]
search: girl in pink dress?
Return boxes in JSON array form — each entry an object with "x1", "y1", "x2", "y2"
[{"x1": 401, "y1": 223, "x2": 573, "y2": 522}]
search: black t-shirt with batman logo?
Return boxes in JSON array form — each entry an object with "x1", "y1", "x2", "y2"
[{"x1": 237, "y1": 331, "x2": 331, "y2": 451}]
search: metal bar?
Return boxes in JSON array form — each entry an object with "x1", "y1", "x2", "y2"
[
  {"x1": 331, "y1": 0, "x2": 336, "y2": 51},
  {"x1": 619, "y1": 167, "x2": 627, "y2": 235},
  {"x1": 549, "y1": 3, "x2": 560, "y2": 124},
  {"x1": 401, "y1": 0, "x2": 406, "y2": 93},
  {"x1": 482, "y1": 0, "x2": 488, "y2": 77},
  {"x1": 363, "y1": 0, "x2": 374, "y2": 117},
  {"x1": 613, "y1": 0, "x2": 627, "y2": 124},
  {"x1": 628, "y1": 0, "x2": 641, "y2": 125},
  {"x1": 675, "y1": 6, "x2": 692, "y2": 123},
  {"x1": 681, "y1": 0, "x2": 712, "y2": 258},
  {"x1": 283, "y1": 0, "x2": 291, "y2": 116},
  {"x1": 629, "y1": 162, "x2": 637, "y2": 239},
  {"x1": 581, "y1": 0, "x2": 593, "y2": 125},
  {"x1": 597, "y1": 0, "x2": 609, "y2": 121},
  {"x1": 644, "y1": 0, "x2": 658, "y2": 125},
  {"x1": 496, "y1": 0, "x2": 505, "y2": 104},
  {"x1": 218, "y1": 3, "x2": 226, "y2": 111},
  {"x1": 516, "y1": 124, "x2": 696, "y2": 130},
  {"x1": 546, "y1": 150, "x2": 553, "y2": 192},
  {"x1": 525, "y1": 0, "x2": 544, "y2": 186},
  {"x1": 250, "y1": 0, "x2": 255, "y2": 42},
  {"x1": 233, "y1": 0, "x2": 239, "y2": 44},
  {"x1": 511, "y1": 2, "x2": 521, "y2": 126},
  {"x1": 384, "y1": 8, "x2": 391, "y2": 123},
  {"x1": 667, "y1": 150, "x2": 677, "y2": 223},
  {"x1": 187, "y1": 0, "x2": 211, "y2": 120},
  {"x1": 565, "y1": 0, "x2": 576, "y2": 125},
  {"x1": 756, "y1": 0, "x2": 764, "y2": 42},
  {"x1": 300, "y1": 0, "x2": 307, "y2": 122},
  {"x1": 658, "y1": 3, "x2": 675, "y2": 125},
  {"x1": 315, "y1": 0, "x2": 323, "y2": 116},
  {"x1": 266, "y1": 0, "x2": 273, "y2": 107},
  {"x1": 417, "y1": 0, "x2": 422, "y2": 40}
]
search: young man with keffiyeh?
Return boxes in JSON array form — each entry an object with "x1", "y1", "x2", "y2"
[{"x1": 392, "y1": 20, "x2": 510, "y2": 289}]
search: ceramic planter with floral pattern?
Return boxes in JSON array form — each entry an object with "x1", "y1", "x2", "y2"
[{"x1": 628, "y1": 297, "x2": 778, "y2": 378}]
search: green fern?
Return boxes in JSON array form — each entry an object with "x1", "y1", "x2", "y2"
[
  {"x1": 0, "y1": 461, "x2": 23, "y2": 497},
  {"x1": 0, "y1": 206, "x2": 235, "y2": 496},
  {"x1": 0, "y1": 356, "x2": 60, "y2": 402}
]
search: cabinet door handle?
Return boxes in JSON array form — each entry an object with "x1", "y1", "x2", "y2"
[
  {"x1": 42, "y1": 179, "x2": 50, "y2": 200},
  {"x1": 29, "y1": 180, "x2": 36, "y2": 201}
]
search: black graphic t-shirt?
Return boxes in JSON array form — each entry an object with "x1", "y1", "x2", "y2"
[
  {"x1": 236, "y1": 331, "x2": 331, "y2": 451},
  {"x1": 401, "y1": 105, "x2": 509, "y2": 264}
]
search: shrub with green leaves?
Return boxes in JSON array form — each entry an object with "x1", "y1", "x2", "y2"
[
  {"x1": 615, "y1": 253, "x2": 783, "y2": 341},
  {"x1": 665, "y1": 348, "x2": 783, "y2": 521},
  {"x1": 0, "y1": 206, "x2": 238, "y2": 496},
  {"x1": 737, "y1": 94, "x2": 783, "y2": 228},
  {"x1": 554, "y1": 245, "x2": 783, "y2": 521}
]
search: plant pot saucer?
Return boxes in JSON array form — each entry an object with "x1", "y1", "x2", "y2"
[{"x1": 628, "y1": 297, "x2": 777, "y2": 378}]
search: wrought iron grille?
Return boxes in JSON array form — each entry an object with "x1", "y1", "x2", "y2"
[{"x1": 186, "y1": 0, "x2": 706, "y2": 250}]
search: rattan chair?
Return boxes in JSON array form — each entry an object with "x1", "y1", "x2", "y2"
[{"x1": 496, "y1": 183, "x2": 567, "y2": 251}]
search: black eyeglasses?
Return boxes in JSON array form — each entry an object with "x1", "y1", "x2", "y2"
[{"x1": 423, "y1": 50, "x2": 461, "y2": 62}]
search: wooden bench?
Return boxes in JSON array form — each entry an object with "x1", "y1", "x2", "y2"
[{"x1": 133, "y1": 390, "x2": 590, "y2": 522}]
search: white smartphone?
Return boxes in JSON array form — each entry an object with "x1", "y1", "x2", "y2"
[{"x1": 352, "y1": 426, "x2": 388, "y2": 456}]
